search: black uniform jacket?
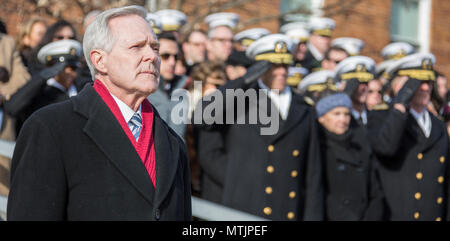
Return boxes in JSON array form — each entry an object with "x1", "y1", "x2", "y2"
[
  {"x1": 195, "y1": 77, "x2": 324, "y2": 221},
  {"x1": 7, "y1": 84, "x2": 192, "y2": 220},
  {"x1": 368, "y1": 108, "x2": 449, "y2": 221}
]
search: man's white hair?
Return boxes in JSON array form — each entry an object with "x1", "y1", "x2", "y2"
[{"x1": 83, "y1": 5, "x2": 148, "y2": 79}]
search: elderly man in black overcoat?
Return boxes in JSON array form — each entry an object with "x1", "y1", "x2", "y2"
[{"x1": 7, "y1": 6, "x2": 191, "y2": 221}]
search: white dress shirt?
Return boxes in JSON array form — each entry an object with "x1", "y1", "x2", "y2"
[
  {"x1": 46, "y1": 78, "x2": 78, "y2": 97},
  {"x1": 410, "y1": 108, "x2": 431, "y2": 138},
  {"x1": 352, "y1": 108, "x2": 368, "y2": 125},
  {"x1": 258, "y1": 79, "x2": 292, "y2": 120},
  {"x1": 111, "y1": 94, "x2": 142, "y2": 133}
]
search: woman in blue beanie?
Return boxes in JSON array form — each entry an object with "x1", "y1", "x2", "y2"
[{"x1": 316, "y1": 89, "x2": 386, "y2": 220}]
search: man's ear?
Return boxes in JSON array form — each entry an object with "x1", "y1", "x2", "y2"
[{"x1": 90, "y1": 49, "x2": 107, "y2": 74}]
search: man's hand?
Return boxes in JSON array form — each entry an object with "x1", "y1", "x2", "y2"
[
  {"x1": 392, "y1": 77, "x2": 422, "y2": 109},
  {"x1": 243, "y1": 60, "x2": 272, "y2": 84},
  {"x1": 39, "y1": 62, "x2": 68, "y2": 80},
  {"x1": 343, "y1": 79, "x2": 360, "y2": 97}
]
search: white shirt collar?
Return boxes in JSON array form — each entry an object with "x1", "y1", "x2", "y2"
[
  {"x1": 409, "y1": 107, "x2": 431, "y2": 138},
  {"x1": 46, "y1": 78, "x2": 77, "y2": 97},
  {"x1": 257, "y1": 79, "x2": 292, "y2": 120},
  {"x1": 351, "y1": 108, "x2": 368, "y2": 125},
  {"x1": 110, "y1": 94, "x2": 142, "y2": 123},
  {"x1": 307, "y1": 42, "x2": 324, "y2": 61}
]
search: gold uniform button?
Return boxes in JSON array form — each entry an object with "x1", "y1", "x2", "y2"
[
  {"x1": 292, "y1": 149, "x2": 300, "y2": 157},
  {"x1": 267, "y1": 165, "x2": 274, "y2": 174},
  {"x1": 265, "y1": 186, "x2": 273, "y2": 194},
  {"x1": 414, "y1": 192, "x2": 421, "y2": 200},
  {"x1": 440, "y1": 156, "x2": 445, "y2": 164},
  {"x1": 263, "y1": 207, "x2": 272, "y2": 216},
  {"x1": 416, "y1": 172, "x2": 423, "y2": 180},
  {"x1": 268, "y1": 145, "x2": 274, "y2": 152},
  {"x1": 417, "y1": 153, "x2": 423, "y2": 160},
  {"x1": 438, "y1": 176, "x2": 444, "y2": 184},
  {"x1": 436, "y1": 217, "x2": 442, "y2": 221},
  {"x1": 289, "y1": 191, "x2": 296, "y2": 199},
  {"x1": 291, "y1": 170, "x2": 298, "y2": 178},
  {"x1": 437, "y1": 197, "x2": 443, "y2": 204},
  {"x1": 414, "y1": 212, "x2": 420, "y2": 220},
  {"x1": 287, "y1": 212, "x2": 295, "y2": 220}
]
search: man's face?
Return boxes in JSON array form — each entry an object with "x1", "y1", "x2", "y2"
[
  {"x1": 159, "y1": 38, "x2": 179, "y2": 81},
  {"x1": 353, "y1": 82, "x2": 369, "y2": 105},
  {"x1": 295, "y1": 42, "x2": 308, "y2": 61},
  {"x1": 261, "y1": 64, "x2": 288, "y2": 92},
  {"x1": 410, "y1": 81, "x2": 432, "y2": 109},
  {"x1": 366, "y1": 79, "x2": 383, "y2": 109},
  {"x1": 436, "y1": 75, "x2": 448, "y2": 100},
  {"x1": 206, "y1": 26, "x2": 233, "y2": 62},
  {"x1": 104, "y1": 15, "x2": 160, "y2": 97},
  {"x1": 322, "y1": 49, "x2": 348, "y2": 70},
  {"x1": 183, "y1": 31, "x2": 206, "y2": 63},
  {"x1": 309, "y1": 34, "x2": 331, "y2": 55}
]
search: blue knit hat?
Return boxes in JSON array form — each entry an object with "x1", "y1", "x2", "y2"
[{"x1": 315, "y1": 93, "x2": 352, "y2": 117}]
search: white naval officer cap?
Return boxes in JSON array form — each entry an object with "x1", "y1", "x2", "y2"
[
  {"x1": 205, "y1": 12, "x2": 240, "y2": 30},
  {"x1": 287, "y1": 65, "x2": 309, "y2": 87},
  {"x1": 233, "y1": 28, "x2": 270, "y2": 47},
  {"x1": 155, "y1": 9, "x2": 187, "y2": 32},
  {"x1": 335, "y1": 55, "x2": 376, "y2": 83},
  {"x1": 384, "y1": 52, "x2": 436, "y2": 81},
  {"x1": 145, "y1": 13, "x2": 162, "y2": 34},
  {"x1": 280, "y1": 22, "x2": 310, "y2": 44},
  {"x1": 381, "y1": 42, "x2": 416, "y2": 60},
  {"x1": 37, "y1": 39, "x2": 82, "y2": 65},
  {"x1": 298, "y1": 70, "x2": 336, "y2": 93},
  {"x1": 246, "y1": 33, "x2": 294, "y2": 65},
  {"x1": 375, "y1": 59, "x2": 396, "y2": 79},
  {"x1": 308, "y1": 17, "x2": 336, "y2": 37},
  {"x1": 331, "y1": 37, "x2": 365, "y2": 56}
]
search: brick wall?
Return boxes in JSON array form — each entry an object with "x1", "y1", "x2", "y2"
[
  {"x1": 325, "y1": 0, "x2": 450, "y2": 83},
  {"x1": 430, "y1": 0, "x2": 450, "y2": 79}
]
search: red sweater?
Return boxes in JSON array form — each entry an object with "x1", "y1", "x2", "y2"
[{"x1": 93, "y1": 80, "x2": 156, "y2": 187}]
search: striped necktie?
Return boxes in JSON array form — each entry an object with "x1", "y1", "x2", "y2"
[{"x1": 129, "y1": 112, "x2": 142, "y2": 141}]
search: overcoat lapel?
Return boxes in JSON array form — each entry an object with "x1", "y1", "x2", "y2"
[{"x1": 72, "y1": 85, "x2": 155, "y2": 205}]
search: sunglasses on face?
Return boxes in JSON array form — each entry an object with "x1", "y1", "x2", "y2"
[
  {"x1": 160, "y1": 53, "x2": 179, "y2": 60},
  {"x1": 369, "y1": 89, "x2": 382, "y2": 94},
  {"x1": 54, "y1": 35, "x2": 76, "y2": 40}
]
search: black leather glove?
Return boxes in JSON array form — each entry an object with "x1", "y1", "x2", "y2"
[
  {"x1": 392, "y1": 77, "x2": 422, "y2": 108},
  {"x1": 343, "y1": 79, "x2": 360, "y2": 97},
  {"x1": 0, "y1": 67, "x2": 9, "y2": 83},
  {"x1": 243, "y1": 60, "x2": 272, "y2": 84},
  {"x1": 38, "y1": 62, "x2": 68, "y2": 80}
]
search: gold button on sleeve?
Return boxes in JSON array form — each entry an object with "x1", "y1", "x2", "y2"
[
  {"x1": 291, "y1": 170, "x2": 298, "y2": 178},
  {"x1": 268, "y1": 145, "x2": 274, "y2": 152},
  {"x1": 289, "y1": 191, "x2": 296, "y2": 199},
  {"x1": 267, "y1": 165, "x2": 274, "y2": 174},
  {"x1": 414, "y1": 212, "x2": 420, "y2": 220},
  {"x1": 440, "y1": 156, "x2": 445, "y2": 164},
  {"x1": 414, "y1": 192, "x2": 421, "y2": 200},
  {"x1": 265, "y1": 186, "x2": 273, "y2": 194},
  {"x1": 287, "y1": 212, "x2": 295, "y2": 220},
  {"x1": 437, "y1": 197, "x2": 443, "y2": 204},
  {"x1": 263, "y1": 207, "x2": 272, "y2": 216},
  {"x1": 416, "y1": 172, "x2": 423, "y2": 180},
  {"x1": 292, "y1": 149, "x2": 299, "y2": 157},
  {"x1": 436, "y1": 217, "x2": 442, "y2": 221},
  {"x1": 417, "y1": 153, "x2": 423, "y2": 160},
  {"x1": 438, "y1": 176, "x2": 444, "y2": 184}
]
